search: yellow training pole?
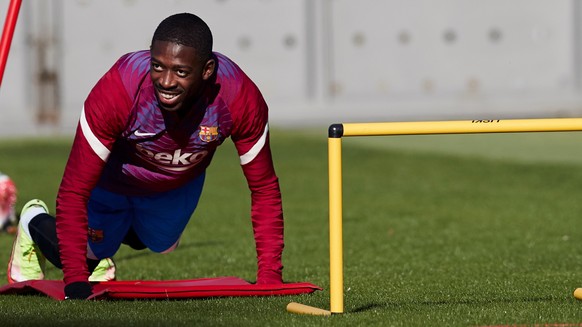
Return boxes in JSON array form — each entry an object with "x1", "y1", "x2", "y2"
[
  {"x1": 328, "y1": 136, "x2": 344, "y2": 313},
  {"x1": 342, "y1": 118, "x2": 582, "y2": 137},
  {"x1": 286, "y1": 302, "x2": 332, "y2": 316},
  {"x1": 286, "y1": 128, "x2": 344, "y2": 316}
]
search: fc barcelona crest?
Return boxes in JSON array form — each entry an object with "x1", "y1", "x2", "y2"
[
  {"x1": 88, "y1": 228, "x2": 104, "y2": 243},
  {"x1": 199, "y1": 126, "x2": 219, "y2": 142}
]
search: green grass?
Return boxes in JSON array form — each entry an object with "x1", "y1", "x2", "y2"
[{"x1": 2, "y1": 130, "x2": 582, "y2": 326}]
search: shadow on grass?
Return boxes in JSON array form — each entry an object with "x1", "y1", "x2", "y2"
[
  {"x1": 113, "y1": 240, "x2": 223, "y2": 262},
  {"x1": 352, "y1": 295, "x2": 558, "y2": 313},
  {"x1": 37, "y1": 240, "x2": 224, "y2": 276}
]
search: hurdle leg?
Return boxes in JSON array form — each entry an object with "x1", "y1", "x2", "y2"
[
  {"x1": 0, "y1": 0, "x2": 23, "y2": 87},
  {"x1": 329, "y1": 136, "x2": 344, "y2": 313}
]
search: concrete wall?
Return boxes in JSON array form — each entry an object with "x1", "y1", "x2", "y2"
[{"x1": 2, "y1": 0, "x2": 582, "y2": 136}]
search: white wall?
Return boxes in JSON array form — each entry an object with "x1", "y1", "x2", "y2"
[{"x1": 1, "y1": 0, "x2": 582, "y2": 136}]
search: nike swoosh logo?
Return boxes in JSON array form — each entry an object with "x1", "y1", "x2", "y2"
[{"x1": 134, "y1": 130, "x2": 157, "y2": 137}]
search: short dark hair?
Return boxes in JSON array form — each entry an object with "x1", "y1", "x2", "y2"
[{"x1": 151, "y1": 13, "x2": 213, "y2": 62}]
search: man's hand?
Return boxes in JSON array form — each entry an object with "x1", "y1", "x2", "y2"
[{"x1": 64, "y1": 281, "x2": 93, "y2": 300}]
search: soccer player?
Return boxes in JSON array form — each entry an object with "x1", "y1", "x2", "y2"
[{"x1": 7, "y1": 13, "x2": 284, "y2": 300}]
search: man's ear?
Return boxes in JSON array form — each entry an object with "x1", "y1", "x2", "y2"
[{"x1": 202, "y1": 59, "x2": 216, "y2": 80}]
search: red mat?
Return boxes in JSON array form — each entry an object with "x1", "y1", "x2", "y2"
[{"x1": 0, "y1": 277, "x2": 321, "y2": 300}]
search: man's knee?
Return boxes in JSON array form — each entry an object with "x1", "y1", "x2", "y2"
[{"x1": 160, "y1": 240, "x2": 179, "y2": 254}]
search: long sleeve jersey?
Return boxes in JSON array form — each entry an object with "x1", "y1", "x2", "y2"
[{"x1": 56, "y1": 50, "x2": 284, "y2": 285}]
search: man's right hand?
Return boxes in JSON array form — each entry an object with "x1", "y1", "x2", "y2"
[{"x1": 64, "y1": 281, "x2": 93, "y2": 300}]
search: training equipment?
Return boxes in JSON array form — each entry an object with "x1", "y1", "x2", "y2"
[
  {"x1": 0, "y1": 0, "x2": 22, "y2": 87},
  {"x1": 0, "y1": 277, "x2": 321, "y2": 300},
  {"x1": 286, "y1": 302, "x2": 332, "y2": 316},
  {"x1": 7, "y1": 199, "x2": 49, "y2": 283},
  {"x1": 288, "y1": 117, "x2": 582, "y2": 315},
  {"x1": 0, "y1": 173, "x2": 17, "y2": 233}
]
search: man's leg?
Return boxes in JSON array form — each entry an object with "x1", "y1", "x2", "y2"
[
  {"x1": 131, "y1": 173, "x2": 205, "y2": 253},
  {"x1": 8, "y1": 200, "x2": 50, "y2": 283},
  {"x1": 7, "y1": 199, "x2": 114, "y2": 283},
  {"x1": 121, "y1": 227, "x2": 147, "y2": 250},
  {"x1": 86, "y1": 187, "x2": 134, "y2": 261}
]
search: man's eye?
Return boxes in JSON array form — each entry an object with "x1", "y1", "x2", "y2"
[
  {"x1": 151, "y1": 63, "x2": 162, "y2": 71},
  {"x1": 176, "y1": 70, "x2": 188, "y2": 77}
]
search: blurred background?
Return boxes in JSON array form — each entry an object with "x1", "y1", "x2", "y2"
[{"x1": 2, "y1": 0, "x2": 582, "y2": 136}]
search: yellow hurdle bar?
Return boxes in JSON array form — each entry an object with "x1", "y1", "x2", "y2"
[
  {"x1": 325, "y1": 118, "x2": 582, "y2": 315},
  {"x1": 342, "y1": 118, "x2": 582, "y2": 137},
  {"x1": 289, "y1": 117, "x2": 582, "y2": 316}
]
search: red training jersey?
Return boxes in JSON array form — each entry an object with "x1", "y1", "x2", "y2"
[{"x1": 56, "y1": 51, "x2": 284, "y2": 285}]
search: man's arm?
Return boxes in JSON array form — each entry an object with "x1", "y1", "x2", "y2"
[
  {"x1": 237, "y1": 124, "x2": 284, "y2": 284},
  {"x1": 216, "y1": 52, "x2": 284, "y2": 284},
  {"x1": 56, "y1": 63, "x2": 132, "y2": 290},
  {"x1": 230, "y1": 91, "x2": 284, "y2": 284}
]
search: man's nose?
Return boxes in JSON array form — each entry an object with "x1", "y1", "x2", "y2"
[{"x1": 159, "y1": 71, "x2": 175, "y2": 88}]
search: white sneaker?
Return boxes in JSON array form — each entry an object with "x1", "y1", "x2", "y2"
[
  {"x1": 7, "y1": 199, "x2": 49, "y2": 283},
  {"x1": 89, "y1": 258, "x2": 116, "y2": 282}
]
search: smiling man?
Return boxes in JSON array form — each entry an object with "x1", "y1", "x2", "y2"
[{"x1": 7, "y1": 13, "x2": 285, "y2": 300}]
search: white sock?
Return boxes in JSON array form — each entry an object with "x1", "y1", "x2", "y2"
[{"x1": 20, "y1": 207, "x2": 47, "y2": 239}]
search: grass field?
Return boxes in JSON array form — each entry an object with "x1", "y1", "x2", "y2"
[{"x1": 2, "y1": 129, "x2": 582, "y2": 326}]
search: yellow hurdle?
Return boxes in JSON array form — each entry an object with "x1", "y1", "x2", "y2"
[
  {"x1": 287, "y1": 117, "x2": 582, "y2": 315},
  {"x1": 341, "y1": 118, "x2": 582, "y2": 137}
]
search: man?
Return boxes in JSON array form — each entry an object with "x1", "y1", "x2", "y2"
[{"x1": 8, "y1": 13, "x2": 284, "y2": 300}]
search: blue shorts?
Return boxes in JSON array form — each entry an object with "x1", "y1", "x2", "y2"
[{"x1": 86, "y1": 173, "x2": 205, "y2": 259}]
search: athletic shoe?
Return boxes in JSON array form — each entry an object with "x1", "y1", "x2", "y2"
[
  {"x1": 7, "y1": 199, "x2": 49, "y2": 283},
  {"x1": 89, "y1": 258, "x2": 116, "y2": 282}
]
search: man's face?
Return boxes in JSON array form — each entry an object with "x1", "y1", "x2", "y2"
[{"x1": 150, "y1": 40, "x2": 215, "y2": 112}]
